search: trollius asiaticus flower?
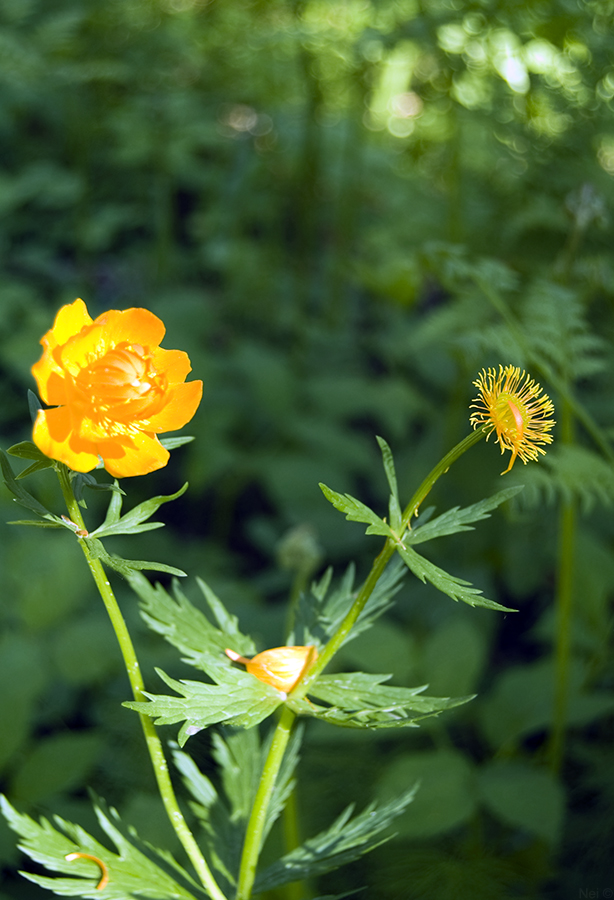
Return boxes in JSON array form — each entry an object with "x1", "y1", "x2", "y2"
[
  {"x1": 470, "y1": 365, "x2": 555, "y2": 474},
  {"x1": 31, "y1": 298, "x2": 203, "y2": 478},
  {"x1": 225, "y1": 645, "x2": 318, "y2": 696}
]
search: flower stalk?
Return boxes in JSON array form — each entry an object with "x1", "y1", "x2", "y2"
[
  {"x1": 55, "y1": 465, "x2": 227, "y2": 900},
  {"x1": 236, "y1": 425, "x2": 489, "y2": 899}
]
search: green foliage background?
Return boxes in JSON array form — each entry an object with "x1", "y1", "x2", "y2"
[{"x1": 1, "y1": 0, "x2": 614, "y2": 897}]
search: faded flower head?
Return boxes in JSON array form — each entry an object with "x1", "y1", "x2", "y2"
[
  {"x1": 225, "y1": 646, "x2": 318, "y2": 696},
  {"x1": 31, "y1": 299, "x2": 203, "y2": 478},
  {"x1": 470, "y1": 365, "x2": 555, "y2": 474}
]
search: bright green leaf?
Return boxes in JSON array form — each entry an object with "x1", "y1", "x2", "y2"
[
  {"x1": 0, "y1": 795, "x2": 204, "y2": 900},
  {"x1": 124, "y1": 668, "x2": 283, "y2": 745}
]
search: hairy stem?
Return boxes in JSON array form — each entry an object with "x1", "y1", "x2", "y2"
[{"x1": 56, "y1": 467, "x2": 227, "y2": 900}]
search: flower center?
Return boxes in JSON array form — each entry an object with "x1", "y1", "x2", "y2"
[
  {"x1": 494, "y1": 393, "x2": 526, "y2": 439},
  {"x1": 75, "y1": 343, "x2": 167, "y2": 421}
]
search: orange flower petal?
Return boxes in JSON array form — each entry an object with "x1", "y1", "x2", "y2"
[
  {"x1": 95, "y1": 308, "x2": 166, "y2": 349},
  {"x1": 31, "y1": 300, "x2": 202, "y2": 477},
  {"x1": 33, "y1": 408, "x2": 100, "y2": 472},
  {"x1": 236, "y1": 646, "x2": 318, "y2": 694},
  {"x1": 49, "y1": 298, "x2": 93, "y2": 346},
  {"x1": 144, "y1": 381, "x2": 203, "y2": 433},
  {"x1": 102, "y1": 432, "x2": 170, "y2": 478},
  {"x1": 150, "y1": 347, "x2": 193, "y2": 384}
]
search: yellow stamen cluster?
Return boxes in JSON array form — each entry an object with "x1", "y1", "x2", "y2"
[{"x1": 470, "y1": 365, "x2": 555, "y2": 474}]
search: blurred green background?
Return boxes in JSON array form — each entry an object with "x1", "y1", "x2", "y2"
[{"x1": 1, "y1": 0, "x2": 614, "y2": 898}]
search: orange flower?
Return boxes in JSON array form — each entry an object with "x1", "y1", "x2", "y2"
[
  {"x1": 225, "y1": 646, "x2": 318, "y2": 695},
  {"x1": 31, "y1": 299, "x2": 203, "y2": 478},
  {"x1": 470, "y1": 365, "x2": 555, "y2": 474}
]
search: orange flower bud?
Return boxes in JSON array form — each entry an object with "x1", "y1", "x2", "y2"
[
  {"x1": 31, "y1": 299, "x2": 203, "y2": 478},
  {"x1": 225, "y1": 645, "x2": 318, "y2": 695}
]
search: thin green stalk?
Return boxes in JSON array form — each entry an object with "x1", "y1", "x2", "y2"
[
  {"x1": 297, "y1": 426, "x2": 487, "y2": 694},
  {"x1": 236, "y1": 427, "x2": 487, "y2": 898},
  {"x1": 236, "y1": 705, "x2": 297, "y2": 900},
  {"x1": 549, "y1": 397, "x2": 576, "y2": 773},
  {"x1": 56, "y1": 467, "x2": 227, "y2": 900}
]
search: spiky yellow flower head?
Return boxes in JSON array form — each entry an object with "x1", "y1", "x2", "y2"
[
  {"x1": 469, "y1": 365, "x2": 555, "y2": 474},
  {"x1": 225, "y1": 646, "x2": 317, "y2": 696}
]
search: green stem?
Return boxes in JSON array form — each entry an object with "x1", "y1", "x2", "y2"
[
  {"x1": 549, "y1": 397, "x2": 576, "y2": 773},
  {"x1": 56, "y1": 467, "x2": 227, "y2": 900},
  {"x1": 236, "y1": 705, "x2": 297, "y2": 900},
  {"x1": 236, "y1": 426, "x2": 487, "y2": 898},
  {"x1": 297, "y1": 426, "x2": 487, "y2": 695}
]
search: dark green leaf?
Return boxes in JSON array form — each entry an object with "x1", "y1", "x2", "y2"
[
  {"x1": 27, "y1": 390, "x2": 42, "y2": 423},
  {"x1": 289, "y1": 559, "x2": 405, "y2": 649},
  {"x1": 8, "y1": 519, "x2": 64, "y2": 528},
  {"x1": 83, "y1": 538, "x2": 186, "y2": 578},
  {"x1": 7, "y1": 441, "x2": 49, "y2": 461},
  {"x1": 90, "y1": 484, "x2": 187, "y2": 538},
  {"x1": 376, "y1": 436, "x2": 402, "y2": 533},
  {"x1": 397, "y1": 544, "x2": 514, "y2": 612},
  {"x1": 318, "y1": 483, "x2": 391, "y2": 537},
  {"x1": 407, "y1": 486, "x2": 523, "y2": 546},
  {"x1": 254, "y1": 787, "x2": 418, "y2": 892},
  {"x1": 0, "y1": 450, "x2": 63, "y2": 524}
]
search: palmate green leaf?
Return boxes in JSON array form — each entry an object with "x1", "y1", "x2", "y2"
[
  {"x1": 397, "y1": 545, "x2": 514, "y2": 612},
  {"x1": 318, "y1": 483, "x2": 391, "y2": 537},
  {"x1": 407, "y1": 486, "x2": 523, "y2": 546},
  {"x1": 125, "y1": 667, "x2": 283, "y2": 746},
  {"x1": 127, "y1": 572, "x2": 256, "y2": 673},
  {"x1": 289, "y1": 672, "x2": 471, "y2": 729},
  {"x1": 89, "y1": 483, "x2": 188, "y2": 538},
  {"x1": 254, "y1": 786, "x2": 418, "y2": 893},
  {"x1": 288, "y1": 559, "x2": 405, "y2": 649},
  {"x1": 0, "y1": 794, "x2": 205, "y2": 900},
  {"x1": 0, "y1": 449, "x2": 64, "y2": 524},
  {"x1": 83, "y1": 538, "x2": 186, "y2": 578}
]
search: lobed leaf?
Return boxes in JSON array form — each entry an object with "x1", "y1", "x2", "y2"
[
  {"x1": 397, "y1": 545, "x2": 514, "y2": 612},
  {"x1": 127, "y1": 572, "x2": 256, "y2": 673},
  {"x1": 0, "y1": 450, "x2": 63, "y2": 524},
  {"x1": 407, "y1": 486, "x2": 523, "y2": 546},
  {"x1": 289, "y1": 559, "x2": 405, "y2": 649},
  {"x1": 254, "y1": 787, "x2": 418, "y2": 892},
  {"x1": 376, "y1": 435, "x2": 402, "y2": 533},
  {"x1": 0, "y1": 794, "x2": 204, "y2": 900},
  {"x1": 90, "y1": 483, "x2": 188, "y2": 538},
  {"x1": 83, "y1": 538, "x2": 186, "y2": 578},
  {"x1": 318, "y1": 483, "x2": 391, "y2": 537},
  {"x1": 290, "y1": 670, "x2": 471, "y2": 730},
  {"x1": 124, "y1": 668, "x2": 283, "y2": 745}
]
